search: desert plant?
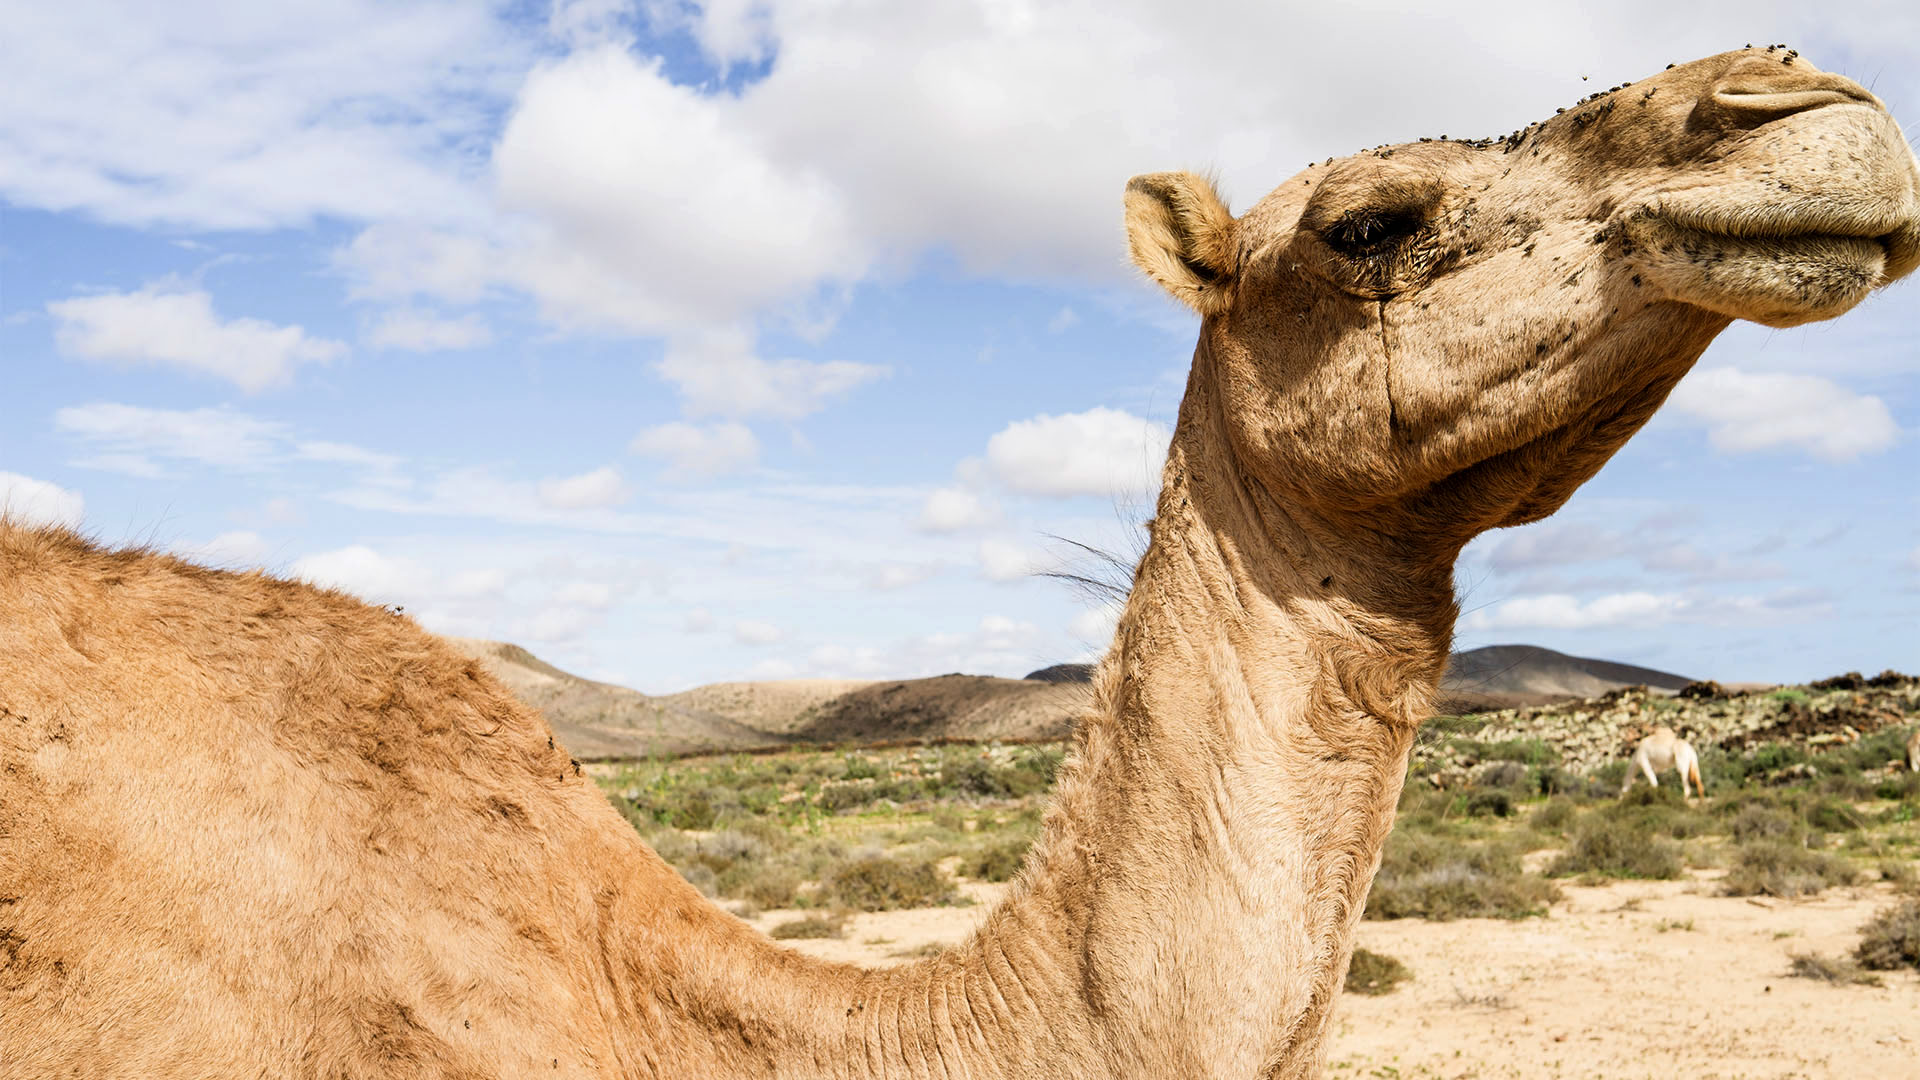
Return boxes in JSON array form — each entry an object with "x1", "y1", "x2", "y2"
[
  {"x1": 1549, "y1": 816, "x2": 1683, "y2": 880},
  {"x1": 1344, "y1": 948, "x2": 1411, "y2": 995},
  {"x1": 1853, "y1": 899, "x2": 1920, "y2": 971},
  {"x1": 1367, "y1": 830, "x2": 1560, "y2": 920},
  {"x1": 1721, "y1": 842, "x2": 1858, "y2": 899},
  {"x1": 770, "y1": 915, "x2": 844, "y2": 940},
  {"x1": 1786, "y1": 951, "x2": 1881, "y2": 986},
  {"x1": 825, "y1": 855, "x2": 959, "y2": 911}
]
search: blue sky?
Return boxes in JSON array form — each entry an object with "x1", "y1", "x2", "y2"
[{"x1": 3, "y1": 0, "x2": 1916, "y2": 691}]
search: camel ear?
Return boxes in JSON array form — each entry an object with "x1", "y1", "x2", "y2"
[{"x1": 1124, "y1": 171, "x2": 1236, "y2": 315}]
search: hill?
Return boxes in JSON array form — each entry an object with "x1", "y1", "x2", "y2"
[
  {"x1": 448, "y1": 639, "x2": 1692, "y2": 759},
  {"x1": 1022, "y1": 645, "x2": 1692, "y2": 713}
]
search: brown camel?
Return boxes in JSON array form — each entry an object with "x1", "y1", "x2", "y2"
[{"x1": 4, "y1": 48, "x2": 1917, "y2": 1079}]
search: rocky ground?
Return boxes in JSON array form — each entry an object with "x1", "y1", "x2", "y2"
[{"x1": 1415, "y1": 672, "x2": 1918, "y2": 783}]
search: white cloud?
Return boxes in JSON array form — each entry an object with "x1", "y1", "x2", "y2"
[
  {"x1": 0, "y1": 472, "x2": 85, "y2": 529},
  {"x1": 292, "y1": 544, "x2": 421, "y2": 603},
  {"x1": 176, "y1": 530, "x2": 269, "y2": 567},
  {"x1": 538, "y1": 466, "x2": 630, "y2": 510},
  {"x1": 524, "y1": 605, "x2": 597, "y2": 642},
  {"x1": 1046, "y1": 306, "x2": 1079, "y2": 333},
  {"x1": 1462, "y1": 588, "x2": 1831, "y2": 631},
  {"x1": 654, "y1": 328, "x2": 887, "y2": 419},
  {"x1": 55, "y1": 402, "x2": 286, "y2": 472},
  {"x1": 1069, "y1": 601, "x2": 1124, "y2": 644},
  {"x1": 445, "y1": 568, "x2": 508, "y2": 598},
  {"x1": 733, "y1": 619, "x2": 783, "y2": 645},
  {"x1": 48, "y1": 284, "x2": 345, "y2": 391},
  {"x1": 978, "y1": 537, "x2": 1039, "y2": 582},
  {"x1": 865, "y1": 562, "x2": 939, "y2": 590},
  {"x1": 492, "y1": 46, "x2": 868, "y2": 332},
  {"x1": 985, "y1": 407, "x2": 1170, "y2": 498},
  {"x1": 631, "y1": 420, "x2": 759, "y2": 479},
  {"x1": 1665, "y1": 367, "x2": 1899, "y2": 462},
  {"x1": 917, "y1": 487, "x2": 997, "y2": 532},
  {"x1": 1464, "y1": 591, "x2": 1681, "y2": 631},
  {"x1": 554, "y1": 580, "x2": 615, "y2": 608},
  {"x1": 294, "y1": 440, "x2": 404, "y2": 475},
  {"x1": 366, "y1": 309, "x2": 493, "y2": 351},
  {"x1": 684, "y1": 607, "x2": 717, "y2": 633},
  {"x1": 0, "y1": 2, "x2": 520, "y2": 231}
]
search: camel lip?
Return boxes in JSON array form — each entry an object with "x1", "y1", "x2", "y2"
[{"x1": 1635, "y1": 203, "x2": 1912, "y2": 245}]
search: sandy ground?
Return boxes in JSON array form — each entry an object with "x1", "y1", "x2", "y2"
[{"x1": 750, "y1": 876, "x2": 1919, "y2": 1079}]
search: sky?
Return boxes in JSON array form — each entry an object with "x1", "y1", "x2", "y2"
[{"x1": 2, "y1": 0, "x2": 1916, "y2": 692}]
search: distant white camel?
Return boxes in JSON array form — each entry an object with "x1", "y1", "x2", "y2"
[
  {"x1": 1622, "y1": 727, "x2": 1705, "y2": 799},
  {"x1": 1907, "y1": 727, "x2": 1919, "y2": 773}
]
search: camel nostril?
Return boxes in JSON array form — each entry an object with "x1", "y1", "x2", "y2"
[{"x1": 1709, "y1": 57, "x2": 1881, "y2": 121}]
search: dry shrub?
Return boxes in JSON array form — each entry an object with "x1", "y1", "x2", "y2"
[
  {"x1": 1786, "y1": 951, "x2": 1881, "y2": 986},
  {"x1": 1721, "y1": 842, "x2": 1858, "y2": 899},
  {"x1": 826, "y1": 855, "x2": 958, "y2": 911},
  {"x1": 1549, "y1": 817, "x2": 1682, "y2": 880},
  {"x1": 1367, "y1": 830, "x2": 1560, "y2": 920},
  {"x1": 1529, "y1": 796, "x2": 1578, "y2": 834},
  {"x1": 962, "y1": 838, "x2": 1030, "y2": 883},
  {"x1": 1345, "y1": 948, "x2": 1411, "y2": 995},
  {"x1": 770, "y1": 915, "x2": 844, "y2": 940},
  {"x1": 1853, "y1": 899, "x2": 1920, "y2": 971}
]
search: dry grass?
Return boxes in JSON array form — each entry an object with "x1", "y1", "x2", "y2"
[
  {"x1": 1786, "y1": 951, "x2": 1882, "y2": 986},
  {"x1": 1344, "y1": 948, "x2": 1411, "y2": 995},
  {"x1": 1853, "y1": 898, "x2": 1920, "y2": 971},
  {"x1": 1721, "y1": 842, "x2": 1859, "y2": 899}
]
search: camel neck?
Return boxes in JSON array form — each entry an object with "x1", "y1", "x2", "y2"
[
  {"x1": 822, "y1": 348, "x2": 1461, "y2": 1077},
  {"x1": 614, "y1": 347, "x2": 1460, "y2": 1078}
]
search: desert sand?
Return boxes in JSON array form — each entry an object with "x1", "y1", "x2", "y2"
[{"x1": 752, "y1": 875, "x2": 1919, "y2": 1079}]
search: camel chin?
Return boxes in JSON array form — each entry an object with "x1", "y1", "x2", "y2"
[{"x1": 1628, "y1": 101, "x2": 1920, "y2": 327}]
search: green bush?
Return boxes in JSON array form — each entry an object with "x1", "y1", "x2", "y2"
[
  {"x1": 962, "y1": 838, "x2": 1030, "y2": 882},
  {"x1": 1729, "y1": 804, "x2": 1800, "y2": 845},
  {"x1": 1805, "y1": 798, "x2": 1866, "y2": 833},
  {"x1": 1367, "y1": 830, "x2": 1560, "y2": 920},
  {"x1": 1529, "y1": 797, "x2": 1578, "y2": 834},
  {"x1": 1722, "y1": 842, "x2": 1858, "y2": 898},
  {"x1": 825, "y1": 855, "x2": 959, "y2": 911},
  {"x1": 1549, "y1": 817, "x2": 1683, "y2": 880}
]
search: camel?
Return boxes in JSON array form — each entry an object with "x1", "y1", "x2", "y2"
[
  {"x1": 1908, "y1": 727, "x2": 1919, "y2": 772},
  {"x1": 1622, "y1": 726, "x2": 1706, "y2": 799},
  {"x1": 4, "y1": 48, "x2": 1917, "y2": 1079}
]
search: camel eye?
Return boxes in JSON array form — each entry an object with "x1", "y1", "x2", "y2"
[{"x1": 1322, "y1": 207, "x2": 1425, "y2": 257}]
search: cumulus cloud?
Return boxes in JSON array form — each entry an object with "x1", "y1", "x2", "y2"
[
  {"x1": 630, "y1": 420, "x2": 759, "y2": 479},
  {"x1": 1462, "y1": 587, "x2": 1830, "y2": 631},
  {"x1": 733, "y1": 619, "x2": 783, "y2": 645},
  {"x1": 175, "y1": 530, "x2": 270, "y2": 567},
  {"x1": 292, "y1": 544, "x2": 422, "y2": 603},
  {"x1": 985, "y1": 407, "x2": 1170, "y2": 498},
  {"x1": 0, "y1": 472, "x2": 85, "y2": 529},
  {"x1": 55, "y1": 402, "x2": 286, "y2": 472},
  {"x1": 538, "y1": 466, "x2": 630, "y2": 510},
  {"x1": 366, "y1": 309, "x2": 493, "y2": 351},
  {"x1": 1665, "y1": 367, "x2": 1900, "y2": 462},
  {"x1": 917, "y1": 487, "x2": 997, "y2": 532},
  {"x1": 978, "y1": 537, "x2": 1040, "y2": 582},
  {"x1": 653, "y1": 328, "x2": 886, "y2": 419},
  {"x1": 48, "y1": 284, "x2": 345, "y2": 391}
]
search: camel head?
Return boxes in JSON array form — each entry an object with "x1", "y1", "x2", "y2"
[{"x1": 1126, "y1": 47, "x2": 1920, "y2": 544}]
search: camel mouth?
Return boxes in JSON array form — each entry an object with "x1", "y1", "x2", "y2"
[{"x1": 1622, "y1": 208, "x2": 1902, "y2": 327}]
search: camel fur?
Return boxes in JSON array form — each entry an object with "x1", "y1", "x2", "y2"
[{"x1": 4, "y1": 48, "x2": 1919, "y2": 1079}]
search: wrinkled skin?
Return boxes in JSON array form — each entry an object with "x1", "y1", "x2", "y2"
[{"x1": 1132, "y1": 48, "x2": 1919, "y2": 545}]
